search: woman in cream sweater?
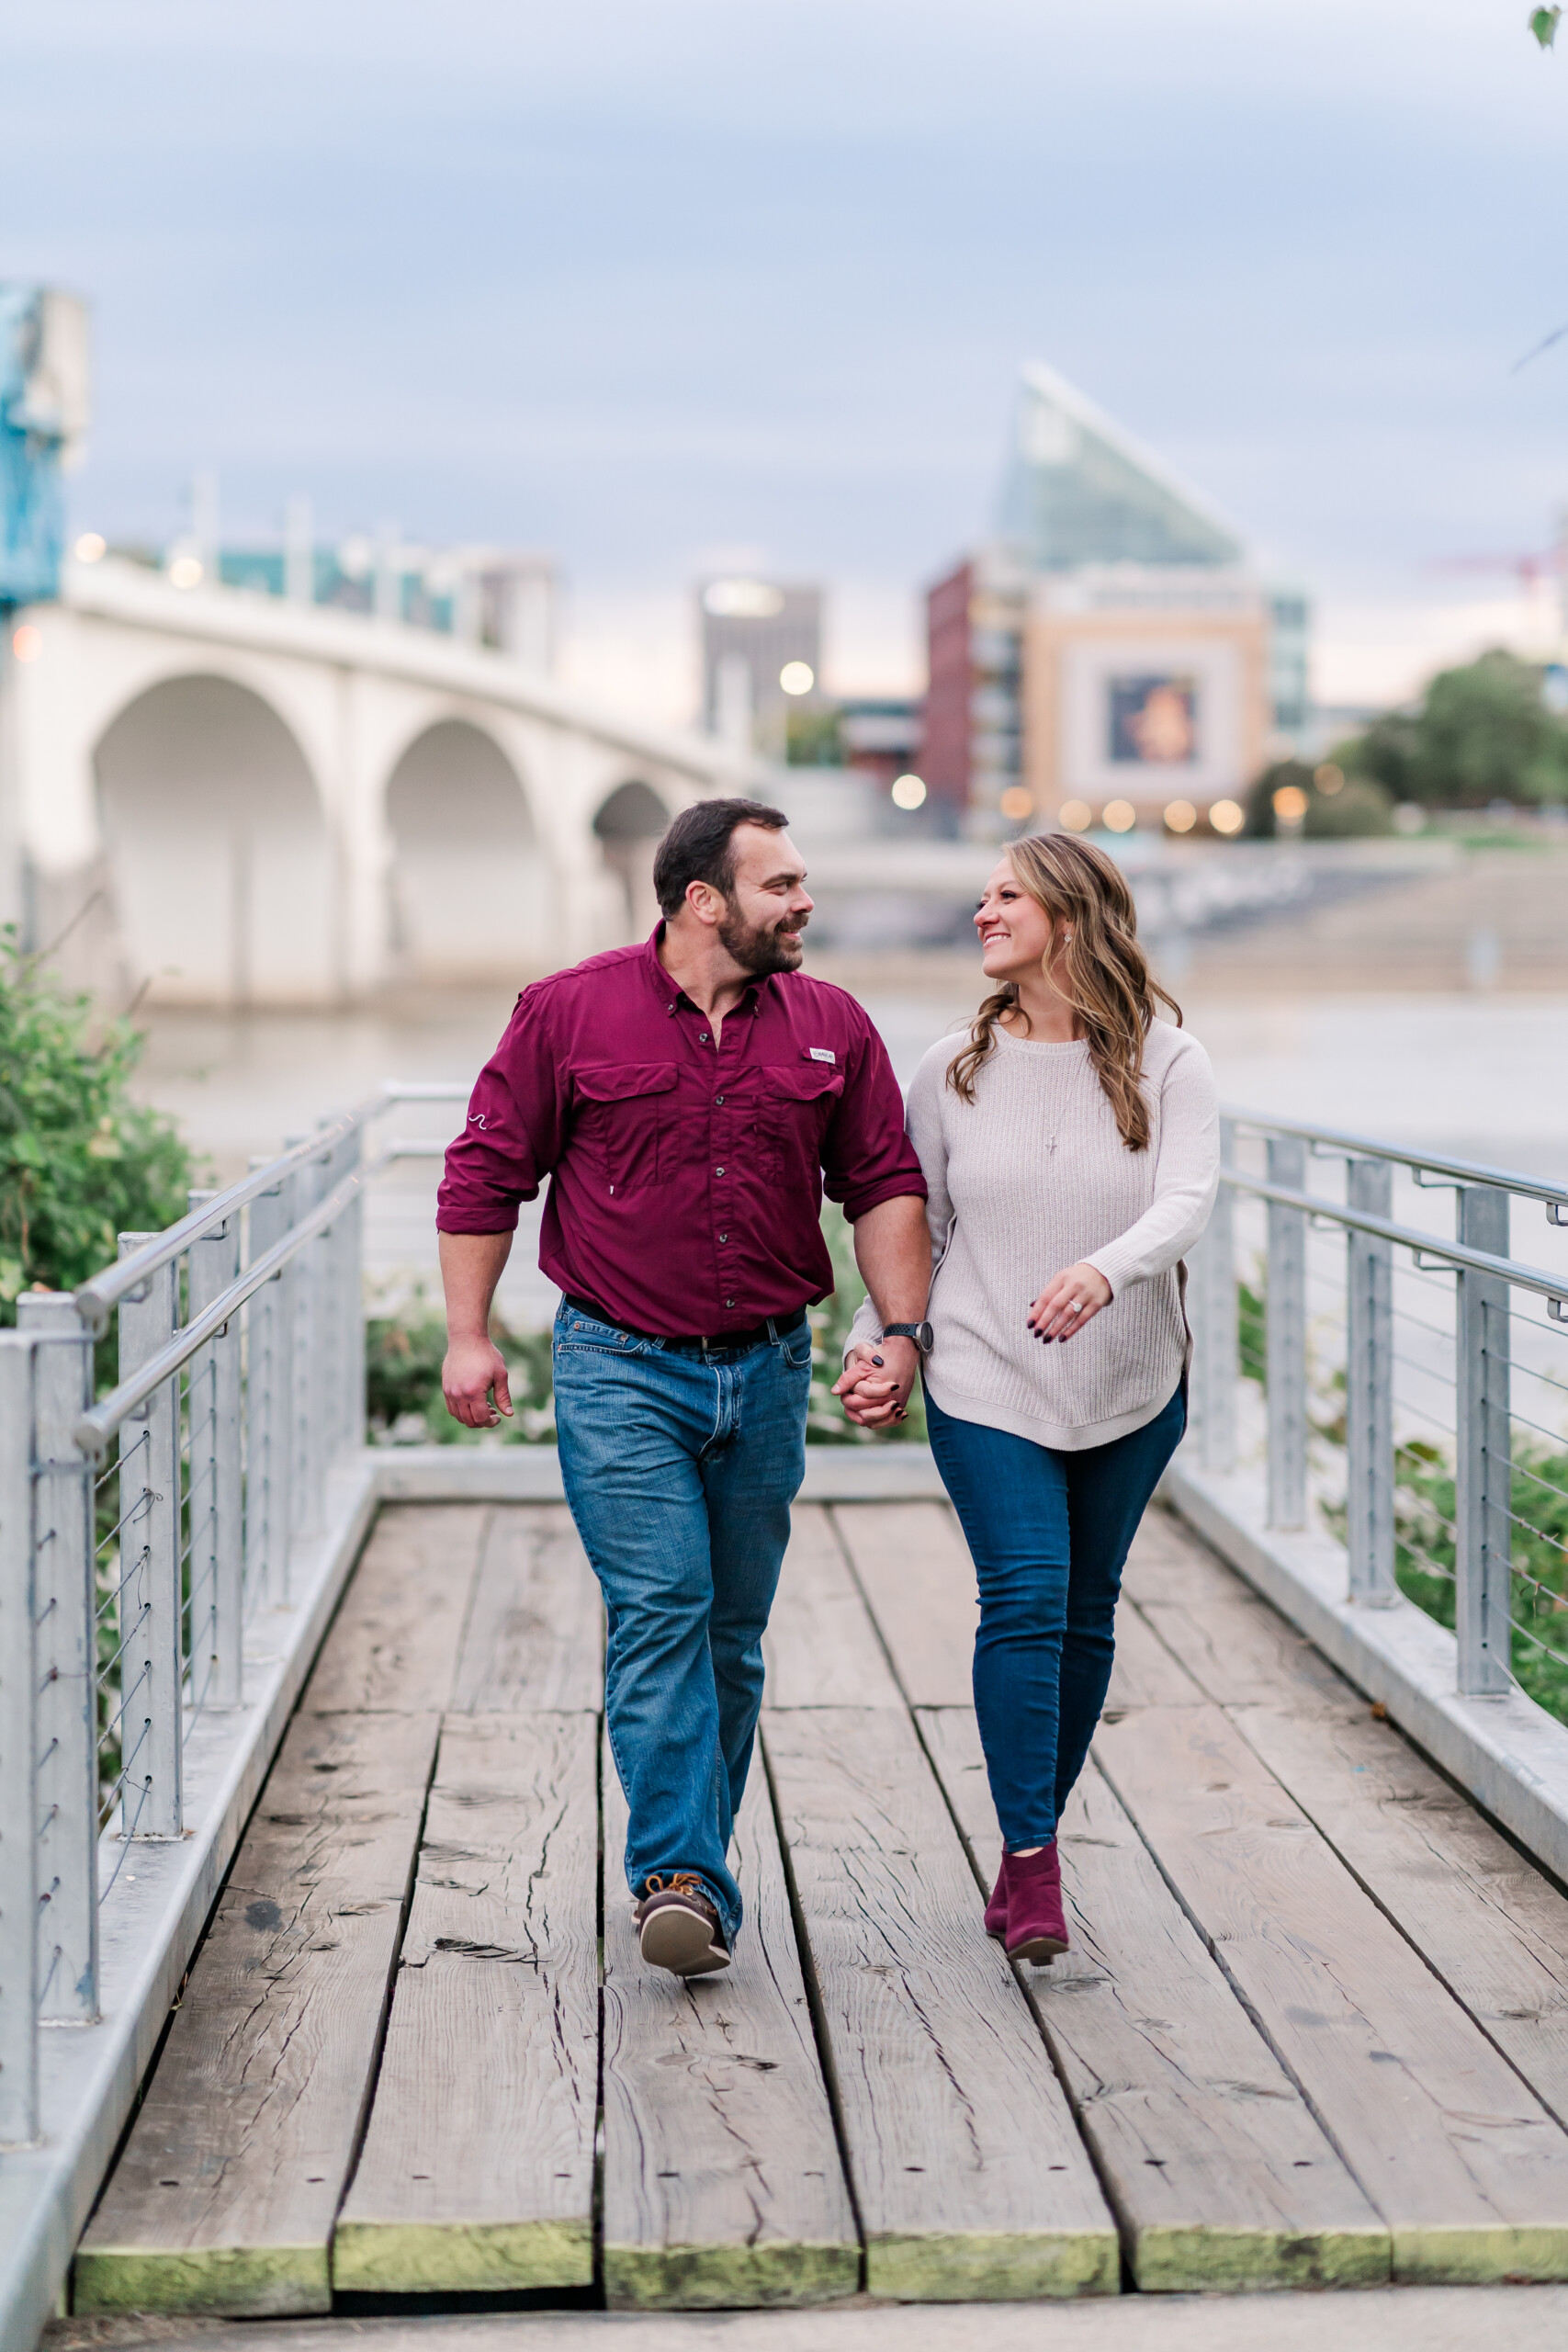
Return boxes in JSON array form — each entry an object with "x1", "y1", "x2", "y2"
[{"x1": 838, "y1": 833, "x2": 1218, "y2": 1963}]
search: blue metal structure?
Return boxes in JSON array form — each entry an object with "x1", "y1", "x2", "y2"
[{"x1": 0, "y1": 284, "x2": 87, "y2": 611}]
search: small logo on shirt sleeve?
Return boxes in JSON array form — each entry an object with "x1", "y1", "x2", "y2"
[{"x1": 807, "y1": 1047, "x2": 837, "y2": 1064}]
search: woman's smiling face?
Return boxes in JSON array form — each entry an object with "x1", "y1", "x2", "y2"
[{"x1": 975, "y1": 856, "x2": 1055, "y2": 986}]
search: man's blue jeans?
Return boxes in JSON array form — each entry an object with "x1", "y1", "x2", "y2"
[
  {"x1": 925, "y1": 1385, "x2": 1186, "y2": 1852},
  {"x1": 552, "y1": 1301, "x2": 811, "y2": 1946}
]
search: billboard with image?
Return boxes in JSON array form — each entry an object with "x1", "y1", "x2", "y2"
[{"x1": 1107, "y1": 673, "x2": 1198, "y2": 766}]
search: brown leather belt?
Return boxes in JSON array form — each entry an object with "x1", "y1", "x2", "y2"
[{"x1": 562, "y1": 1296, "x2": 808, "y2": 1353}]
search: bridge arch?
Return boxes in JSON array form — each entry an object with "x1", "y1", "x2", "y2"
[
  {"x1": 93, "y1": 674, "x2": 332, "y2": 1006},
  {"x1": 383, "y1": 718, "x2": 548, "y2": 982},
  {"x1": 593, "y1": 779, "x2": 671, "y2": 939}
]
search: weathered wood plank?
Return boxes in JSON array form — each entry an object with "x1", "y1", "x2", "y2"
[
  {"x1": 600, "y1": 1725, "x2": 859, "y2": 2309},
  {"x1": 1133, "y1": 1580, "x2": 1359, "y2": 1715},
  {"x1": 918, "y1": 1706, "x2": 1388, "y2": 2290},
  {"x1": 763, "y1": 1704, "x2": 1118, "y2": 2301},
  {"x1": 1095, "y1": 1702, "x2": 1568, "y2": 2282},
  {"x1": 829, "y1": 1500, "x2": 975, "y2": 1707},
  {"x1": 75, "y1": 1712, "x2": 439, "y2": 2315},
  {"x1": 1235, "y1": 1699, "x2": 1568, "y2": 2137},
  {"x1": 1103, "y1": 1600, "x2": 1208, "y2": 1714},
  {"x1": 306, "y1": 1502, "x2": 489, "y2": 1714},
  {"x1": 333, "y1": 1713, "x2": 600, "y2": 2294},
  {"x1": 450, "y1": 1505, "x2": 603, "y2": 1713},
  {"x1": 762, "y1": 1502, "x2": 902, "y2": 1710}
]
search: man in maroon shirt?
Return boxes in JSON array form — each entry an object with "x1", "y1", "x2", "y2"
[{"x1": 438, "y1": 799, "x2": 929, "y2": 1977}]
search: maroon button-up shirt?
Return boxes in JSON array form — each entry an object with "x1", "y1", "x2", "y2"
[{"x1": 436, "y1": 929, "x2": 926, "y2": 1334}]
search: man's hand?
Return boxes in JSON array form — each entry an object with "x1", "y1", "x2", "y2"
[
  {"x1": 443, "y1": 1332, "x2": 513, "y2": 1428},
  {"x1": 1027, "y1": 1261, "x2": 1112, "y2": 1344},
  {"x1": 832, "y1": 1336, "x2": 919, "y2": 1429},
  {"x1": 438, "y1": 1230, "x2": 516, "y2": 1427}
]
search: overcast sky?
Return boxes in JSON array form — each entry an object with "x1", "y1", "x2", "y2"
[{"x1": 7, "y1": 0, "x2": 1568, "y2": 709}]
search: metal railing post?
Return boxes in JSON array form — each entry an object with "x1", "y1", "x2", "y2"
[
  {"x1": 245, "y1": 1163, "x2": 295, "y2": 1611},
  {"x1": 1456, "y1": 1182, "x2": 1512, "y2": 1695},
  {"x1": 186, "y1": 1198, "x2": 243, "y2": 1712},
  {"x1": 0, "y1": 1333, "x2": 39, "y2": 2143},
  {"x1": 117, "y1": 1238, "x2": 182, "y2": 1838},
  {"x1": 1191, "y1": 1117, "x2": 1237, "y2": 1475},
  {"x1": 1265, "y1": 1135, "x2": 1307, "y2": 1530},
  {"x1": 287, "y1": 1141, "x2": 325, "y2": 1537},
  {"x1": 1345, "y1": 1157, "x2": 1395, "y2": 1604},
  {"x1": 16, "y1": 1295, "x2": 98, "y2": 2019},
  {"x1": 337, "y1": 1123, "x2": 366, "y2": 1454}
]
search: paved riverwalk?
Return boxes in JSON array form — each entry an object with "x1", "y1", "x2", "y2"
[{"x1": 67, "y1": 1494, "x2": 1568, "y2": 2317}]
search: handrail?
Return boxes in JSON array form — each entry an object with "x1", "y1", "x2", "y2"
[
  {"x1": 1219, "y1": 1164, "x2": 1568, "y2": 1317},
  {"x1": 73, "y1": 1165, "x2": 366, "y2": 1457},
  {"x1": 72, "y1": 1113, "x2": 358, "y2": 1334},
  {"x1": 1222, "y1": 1106, "x2": 1568, "y2": 1216}
]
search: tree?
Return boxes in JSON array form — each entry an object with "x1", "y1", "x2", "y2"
[
  {"x1": 0, "y1": 930, "x2": 193, "y2": 1315},
  {"x1": 1339, "y1": 649, "x2": 1568, "y2": 808}
]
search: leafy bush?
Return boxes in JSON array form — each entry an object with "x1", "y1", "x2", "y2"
[
  {"x1": 1384, "y1": 1436, "x2": 1568, "y2": 1725},
  {"x1": 1302, "y1": 776, "x2": 1394, "y2": 838},
  {"x1": 0, "y1": 926, "x2": 193, "y2": 1318}
]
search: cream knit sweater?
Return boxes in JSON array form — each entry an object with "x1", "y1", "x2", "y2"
[{"x1": 849, "y1": 1018, "x2": 1219, "y2": 1452}]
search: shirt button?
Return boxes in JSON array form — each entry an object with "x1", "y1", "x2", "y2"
[
  {"x1": 716, "y1": 1094, "x2": 725, "y2": 1105},
  {"x1": 718, "y1": 1232, "x2": 728, "y2": 1242},
  {"x1": 715, "y1": 1166, "x2": 725, "y2": 1176},
  {"x1": 726, "y1": 1298, "x2": 736, "y2": 1308},
  {"x1": 699, "y1": 1032, "x2": 709, "y2": 1042}
]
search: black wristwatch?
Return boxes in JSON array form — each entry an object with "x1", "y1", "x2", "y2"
[{"x1": 882, "y1": 1321, "x2": 934, "y2": 1353}]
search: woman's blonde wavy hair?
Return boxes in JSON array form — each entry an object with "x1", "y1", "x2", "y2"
[{"x1": 947, "y1": 833, "x2": 1181, "y2": 1151}]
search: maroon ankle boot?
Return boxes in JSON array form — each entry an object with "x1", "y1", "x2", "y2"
[
  {"x1": 1001, "y1": 1841, "x2": 1069, "y2": 1965},
  {"x1": 984, "y1": 1865, "x2": 1007, "y2": 1940}
]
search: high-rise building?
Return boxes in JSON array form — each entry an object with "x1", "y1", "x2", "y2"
[
  {"x1": 921, "y1": 366, "x2": 1310, "y2": 837},
  {"x1": 699, "y1": 579, "x2": 822, "y2": 759}
]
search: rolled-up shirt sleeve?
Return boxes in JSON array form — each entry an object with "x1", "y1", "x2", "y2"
[
  {"x1": 435, "y1": 988, "x2": 563, "y2": 1234},
  {"x1": 820, "y1": 1014, "x2": 927, "y2": 1223}
]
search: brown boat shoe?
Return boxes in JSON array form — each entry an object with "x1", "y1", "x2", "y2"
[{"x1": 636, "y1": 1872, "x2": 731, "y2": 1977}]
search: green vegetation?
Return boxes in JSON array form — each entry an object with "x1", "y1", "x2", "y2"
[
  {"x1": 1242, "y1": 1271, "x2": 1568, "y2": 1726},
  {"x1": 1244, "y1": 756, "x2": 1395, "y2": 840},
  {"x1": 1243, "y1": 652, "x2": 1568, "y2": 837},
  {"x1": 0, "y1": 925, "x2": 193, "y2": 1319},
  {"x1": 1338, "y1": 650, "x2": 1568, "y2": 811},
  {"x1": 784, "y1": 706, "x2": 843, "y2": 767},
  {"x1": 1331, "y1": 1436, "x2": 1568, "y2": 1725}
]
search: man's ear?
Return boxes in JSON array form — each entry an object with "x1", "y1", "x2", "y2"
[{"x1": 685, "y1": 880, "x2": 723, "y2": 928}]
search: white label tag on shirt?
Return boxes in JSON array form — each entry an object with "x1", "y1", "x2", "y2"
[{"x1": 807, "y1": 1047, "x2": 836, "y2": 1064}]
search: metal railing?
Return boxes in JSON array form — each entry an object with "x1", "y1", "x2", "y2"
[
  {"x1": 0, "y1": 1082, "x2": 465, "y2": 2147},
  {"x1": 1189, "y1": 1113, "x2": 1568, "y2": 1710}
]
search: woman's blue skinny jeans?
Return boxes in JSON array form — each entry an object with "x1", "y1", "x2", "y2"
[{"x1": 925, "y1": 1385, "x2": 1186, "y2": 1851}]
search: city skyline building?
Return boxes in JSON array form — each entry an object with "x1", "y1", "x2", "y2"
[
  {"x1": 699, "y1": 577, "x2": 822, "y2": 760},
  {"x1": 921, "y1": 364, "x2": 1312, "y2": 838}
]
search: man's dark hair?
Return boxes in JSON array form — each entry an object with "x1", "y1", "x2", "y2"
[{"x1": 652, "y1": 797, "x2": 790, "y2": 918}]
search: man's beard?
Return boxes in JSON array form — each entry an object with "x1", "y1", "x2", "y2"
[{"x1": 716, "y1": 902, "x2": 807, "y2": 976}]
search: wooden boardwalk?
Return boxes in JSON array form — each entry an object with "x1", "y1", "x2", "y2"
[{"x1": 73, "y1": 1492, "x2": 1568, "y2": 2316}]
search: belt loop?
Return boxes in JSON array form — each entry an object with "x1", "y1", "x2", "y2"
[{"x1": 766, "y1": 1317, "x2": 779, "y2": 1345}]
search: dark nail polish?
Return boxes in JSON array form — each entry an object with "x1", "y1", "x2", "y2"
[{"x1": 872, "y1": 1354, "x2": 884, "y2": 1365}]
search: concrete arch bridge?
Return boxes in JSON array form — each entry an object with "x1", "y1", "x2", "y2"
[{"x1": 0, "y1": 558, "x2": 757, "y2": 1004}]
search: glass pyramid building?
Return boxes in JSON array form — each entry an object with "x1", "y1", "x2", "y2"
[{"x1": 998, "y1": 362, "x2": 1246, "y2": 574}]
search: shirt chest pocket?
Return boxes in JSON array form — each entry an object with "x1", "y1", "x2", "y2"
[
  {"x1": 574, "y1": 1062, "x2": 678, "y2": 1193},
  {"x1": 759, "y1": 1061, "x2": 845, "y2": 1180}
]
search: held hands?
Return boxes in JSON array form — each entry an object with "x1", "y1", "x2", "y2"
[
  {"x1": 832, "y1": 1335, "x2": 919, "y2": 1430},
  {"x1": 442, "y1": 1333, "x2": 513, "y2": 1429},
  {"x1": 1027, "y1": 1261, "x2": 1112, "y2": 1344}
]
